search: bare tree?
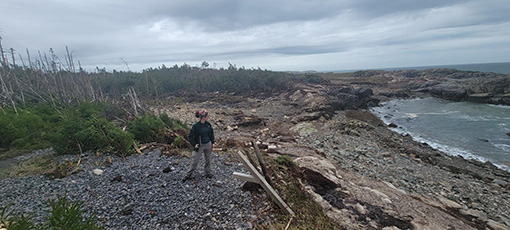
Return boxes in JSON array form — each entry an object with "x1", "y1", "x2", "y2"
[{"x1": 0, "y1": 36, "x2": 6, "y2": 67}]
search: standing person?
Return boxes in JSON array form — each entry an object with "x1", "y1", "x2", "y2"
[{"x1": 183, "y1": 109, "x2": 215, "y2": 181}]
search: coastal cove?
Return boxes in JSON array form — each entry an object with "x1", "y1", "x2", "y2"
[{"x1": 371, "y1": 97, "x2": 510, "y2": 171}]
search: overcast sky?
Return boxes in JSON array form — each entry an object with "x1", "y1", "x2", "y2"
[{"x1": 1, "y1": 0, "x2": 509, "y2": 72}]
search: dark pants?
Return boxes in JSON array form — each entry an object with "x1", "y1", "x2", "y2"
[{"x1": 187, "y1": 141, "x2": 212, "y2": 176}]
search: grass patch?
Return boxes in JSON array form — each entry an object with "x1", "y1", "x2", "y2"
[
  {"x1": 0, "y1": 154, "x2": 56, "y2": 180},
  {"x1": 254, "y1": 154, "x2": 340, "y2": 229},
  {"x1": 0, "y1": 149, "x2": 26, "y2": 162}
]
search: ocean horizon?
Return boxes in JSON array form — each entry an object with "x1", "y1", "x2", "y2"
[{"x1": 330, "y1": 61, "x2": 510, "y2": 74}]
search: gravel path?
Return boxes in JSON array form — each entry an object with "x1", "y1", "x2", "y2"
[{"x1": 0, "y1": 149, "x2": 272, "y2": 229}]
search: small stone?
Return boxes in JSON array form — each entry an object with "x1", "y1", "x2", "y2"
[
  {"x1": 382, "y1": 226, "x2": 401, "y2": 230},
  {"x1": 388, "y1": 123, "x2": 398, "y2": 128},
  {"x1": 437, "y1": 196, "x2": 462, "y2": 209},
  {"x1": 492, "y1": 179, "x2": 508, "y2": 187},
  {"x1": 213, "y1": 181, "x2": 223, "y2": 187},
  {"x1": 92, "y1": 169, "x2": 103, "y2": 175},
  {"x1": 354, "y1": 203, "x2": 366, "y2": 215},
  {"x1": 110, "y1": 175, "x2": 122, "y2": 182},
  {"x1": 487, "y1": 220, "x2": 509, "y2": 230},
  {"x1": 382, "y1": 198, "x2": 392, "y2": 204},
  {"x1": 459, "y1": 209, "x2": 487, "y2": 222},
  {"x1": 381, "y1": 152, "x2": 391, "y2": 157},
  {"x1": 122, "y1": 203, "x2": 134, "y2": 215}
]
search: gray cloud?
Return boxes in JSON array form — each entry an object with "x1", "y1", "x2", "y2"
[{"x1": 0, "y1": 0, "x2": 509, "y2": 72}]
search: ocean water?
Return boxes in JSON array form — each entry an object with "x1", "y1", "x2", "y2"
[
  {"x1": 371, "y1": 97, "x2": 510, "y2": 171},
  {"x1": 379, "y1": 62, "x2": 510, "y2": 74},
  {"x1": 333, "y1": 62, "x2": 510, "y2": 74}
]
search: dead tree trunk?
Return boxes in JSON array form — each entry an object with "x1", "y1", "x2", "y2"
[
  {"x1": 18, "y1": 53, "x2": 26, "y2": 69},
  {"x1": 0, "y1": 72, "x2": 18, "y2": 115},
  {"x1": 10, "y1": 48, "x2": 16, "y2": 67},
  {"x1": 26, "y1": 49, "x2": 32, "y2": 70},
  {"x1": 0, "y1": 36, "x2": 6, "y2": 67}
]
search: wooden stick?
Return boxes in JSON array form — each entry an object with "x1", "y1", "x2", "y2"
[
  {"x1": 252, "y1": 140, "x2": 272, "y2": 186},
  {"x1": 232, "y1": 172, "x2": 259, "y2": 183},
  {"x1": 133, "y1": 142, "x2": 142, "y2": 154},
  {"x1": 235, "y1": 151, "x2": 295, "y2": 216},
  {"x1": 284, "y1": 217, "x2": 294, "y2": 230}
]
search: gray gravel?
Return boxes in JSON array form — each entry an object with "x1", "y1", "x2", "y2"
[{"x1": 0, "y1": 149, "x2": 272, "y2": 229}]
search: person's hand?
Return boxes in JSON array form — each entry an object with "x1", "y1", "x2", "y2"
[
  {"x1": 212, "y1": 143, "x2": 215, "y2": 148},
  {"x1": 195, "y1": 144, "x2": 199, "y2": 149}
]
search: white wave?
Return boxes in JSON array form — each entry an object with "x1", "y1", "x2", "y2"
[
  {"x1": 405, "y1": 113, "x2": 418, "y2": 118},
  {"x1": 494, "y1": 144, "x2": 510, "y2": 152},
  {"x1": 385, "y1": 126, "x2": 510, "y2": 171},
  {"x1": 419, "y1": 111, "x2": 460, "y2": 115},
  {"x1": 489, "y1": 104, "x2": 510, "y2": 109},
  {"x1": 452, "y1": 114, "x2": 494, "y2": 121}
]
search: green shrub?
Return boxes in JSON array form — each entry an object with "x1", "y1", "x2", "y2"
[
  {"x1": 0, "y1": 110, "x2": 49, "y2": 150},
  {"x1": 77, "y1": 102, "x2": 106, "y2": 119},
  {"x1": 171, "y1": 135, "x2": 187, "y2": 148},
  {"x1": 159, "y1": 113, "x2": 188, "y2": 131},
  {"x1": 46, "y1": 193, "x2": 102, "y2": 230},
  {"x1": 128, "y1": 115, "x2": 166, "y2": 143},
  {"x1": 6, "y1": 213, "x2": 37, "y2": 230},
  {"x1": 1, "y1": 203, "x2": 13, "y2": 228},
  {"x1": 276, "y1": 155, "x2": 294, "y2": 167},
  {"x1": 0, "y1": 101, "x2": 133, "y2": 157},
  {"x1": 0, "y1": 193, "x2": 103, "y2": 230},
  {"x1": 303, "y1": 74, "x2": 328, "y2": 84},
  {"x1": 52, "y1": 116, "x2": 133, "y2": 155}
]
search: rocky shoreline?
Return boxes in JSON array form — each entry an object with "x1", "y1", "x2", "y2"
[
  {"x1": 159, "y1": 79, "x2": 510, "y2": 229},
  {"x1": 1, "y1": 69, "x2": 510, "y2": 229}
]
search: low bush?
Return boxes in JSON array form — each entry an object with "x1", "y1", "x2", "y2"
[
  {"x1": 275, "y1": 155, "x2": 294, "y2": 167},
  {"x1": 46, "y1": 193, "x2": 102, "y2": 230},
  {"x1": 0, "y1": 110, "x2": 49, "y2": 151},
  {"x1": 0, "y1": 193, "x2": 103, "y2": 230},
  {"x1": 171, "y1": 135, "x2": 187, "y2": 148},
  {"x1": 159, "y1": 113, "x2": 188, "y2": 131},
  {"x1": 52, "y1": 116, "x2": 134, "y2": 155},
  {"x1": 128, "y1": 115, "x2": 166, "y2": 143}
]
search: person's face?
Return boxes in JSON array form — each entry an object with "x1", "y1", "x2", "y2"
[{"x1": 202, "y1": 114, "x2": 209, "y2": 121}]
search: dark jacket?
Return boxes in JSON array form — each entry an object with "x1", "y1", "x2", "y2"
[{"x1": 188, "y1": 121, "x2": 215, "y2": 151}]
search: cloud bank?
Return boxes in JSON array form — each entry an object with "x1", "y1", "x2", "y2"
[{"x1": 0, "y1": 0, "x2": 509, "y2": 72}]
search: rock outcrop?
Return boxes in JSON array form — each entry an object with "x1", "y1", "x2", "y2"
[{"x1": 345, "y1": 69, "x2": 510, "y2": 105}]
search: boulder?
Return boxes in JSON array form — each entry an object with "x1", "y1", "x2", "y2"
[
  {"x1": 356, "y1": 87, "x2": 374, "y2": 99},
  {"x1": 429, "y1": 84, "x2": 468, "y2": 101},
  {"x1": 234, "y1": 115, "x2": 264, "y2": 127},
  {"x1": 290, "y1": 123, "x2": 317, "y2": 137},
  {"x1": 295, "y1": 156, "x2": 343, "y2": 184}
]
